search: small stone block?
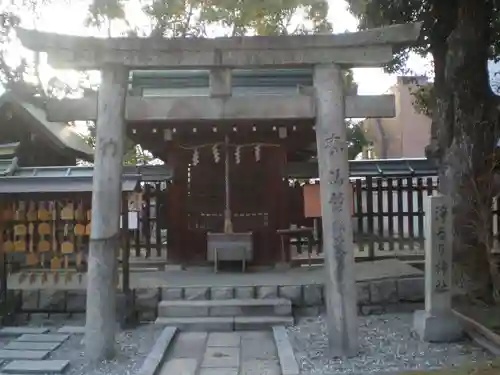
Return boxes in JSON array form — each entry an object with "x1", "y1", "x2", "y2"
[
  {"x1": 413, "y1": 310, "x2": 463, "y2": 342},
  {"x1": 2, "y1": 359, "x2": 70, "y2": 374},
  {"x1": 398, "y1": 277, "x2": 425, "y2": 302},
  {"x1": 15, "y1": 334, "x2": 69, "y2": 343},
  {"x1": 207, "y1": 332, "x2": 241, "y2": 347},
  {"x1": 4, "y1": 341, "x2": 61, "y2": 351},
  {"x1": 161, "y1": 288, "x2": 183, "y2": 301},
  {"x1": 356, "y1": 282, "x2": 371, "y2": 304},
  {"x1": 360, "y1": 305, "x2": 385, "y2": 316},
  {"x1": 57, "y1": 325, "x2": 85, "y2": 334},
  {"x1": 369, "y1": 279, "x2": 398, "y2": 304},
  {"x1": 162, "y1": 305, "x2": 209, "y2": 317},
  {"x1": 295, "y1": 306, "x2": 321, "y2": 317},
  {"x1": 211, "y1": 287, "x2": 234, "y2": 300},
  {"x1": 184, "y1": 287, "x2": 209, "y2": 301},
  {"x1": 202, "y1": 347, "x2": 240, "y2": 368},
  {"x1": 235, "y1": 286, "x2": 254, "y2": 299},
  {"x1": 0, "y1": 349, "x2": 49, "y2": 360},
  {"x1": 0, "y1": 327, "x2": 49, "y2": 337},
  {"x1": 302, "y1": 284, "x2": 323, "y2": 306},
  {"x1": 278, "y1": 286, "x2": 302, "y2": 306},
  {"x1": 159, "y1": 358, "x2": 197, "y2": 375},
  {"x1": 256, "y1": 286, "x2": 278, "y2": 299},
  {"x1": 272, "y1": 326, "x2": 300, "y2": 375},
  {"x1": 199, "y1": 369, "x2": 239, "y2": 375}
]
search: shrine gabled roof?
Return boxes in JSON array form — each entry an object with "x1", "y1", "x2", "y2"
[
  {"x1": 0, "y1": 93, "x2": 93, "y2": 160},
  {"x1": 287, "y1": 158, "x2": 438, "y2": 179},
  {"x1": 0, "y1": 163, "x2": 173, "y2": 194}
]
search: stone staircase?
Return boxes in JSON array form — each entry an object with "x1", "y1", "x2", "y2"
[{"x1": 155, "y1": 298, "x2": 294, "y2": 331}]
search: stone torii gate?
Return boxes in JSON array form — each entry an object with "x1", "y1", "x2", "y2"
[{"x1": 16, "y1": 22, "x2": 421, "y2": 360}]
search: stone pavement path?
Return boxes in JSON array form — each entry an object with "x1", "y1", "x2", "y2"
[
  {"x1": 0, "y1": 329, "x2": 71, "y2": 374},
  {"x1": 159, "y1": 331, "x2": 281, "y2": 375}
]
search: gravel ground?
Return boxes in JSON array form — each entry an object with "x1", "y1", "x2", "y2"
[
  {"x1": 287, "y1": 313, "x2": 494, "y2": 375},
  {"x1": 50, "y1": 324, "x2": 162, "y2": 375},
  {"x1": 10, "y1": 314, "x2": 163, "y2": 375}
]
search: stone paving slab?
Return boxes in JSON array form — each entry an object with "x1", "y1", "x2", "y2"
[
  {"x1": 207, "y1": 332, "x2": 241, "y2": 347},
  {"x1": 57, "y1": 325, "x2": 85, "y2": 334},
  {"x1": 155, "y1": 317, "x2": 234, "y2": 331},
  {"x1": 0, "y1": 327, "x2": 49, "y2": 337},
  {"x1": 240, "y1": 331, "x2": 270, "y2": 340},
  {"x1": 1, "y1": 359, "x2": 70, "y2": 374},
  {"x1": 0, "y1": 349, "x2": 49, "y2": 360},
  {"x1": 202, "y1": 347, "x2": 240, "y2": 368},
  {"x1": 272, "y1": 326, "x2": 300, "y2": 375},
  {"x1": 199, "y1": 369, "x2": 239, "y2": 375},
  {"x1": 234, "y1": 316, "x2": 293, "y2": 330},
  {"x1": 137, "y1": 327, "x2": 177, "y2": 375},
  {"x1": 15, "y1": 334, "x2": 69, "y2": 343},
  {"x1": 168, "y1": 332, "x2": 207, "y2": 360},
  {"x1": 241, "y1": 332, "x2": 278, "y2": 361},
  {"x1": 158, "y1": 358, "x2": 197, "y2": 375},
  {"x1": 4, "y1": 341, "x2": 62, "y2": 351},
  {"x1": 240, "y1": 359, "x2": 281, "y2": 375}
]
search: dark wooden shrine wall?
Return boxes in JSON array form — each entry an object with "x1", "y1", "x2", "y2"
[{"x1": 166, "y1": 144, "x2": 290, "y2": 266}]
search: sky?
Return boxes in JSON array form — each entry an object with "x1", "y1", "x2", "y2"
[
  {"x1": 19, "y1": 0, "x2": 433, "y2": 96},
  {"x1": 326, "y1": 0, "x2": 432, "y2": 94}
]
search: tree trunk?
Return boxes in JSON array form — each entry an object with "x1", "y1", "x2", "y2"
[{"x1": 430, "y1": 0, "x2": 499, "y2": 301}]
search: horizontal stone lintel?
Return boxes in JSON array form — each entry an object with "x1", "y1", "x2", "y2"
[
  {"x1": 16, "y1": 23, "x2": 422, "y2": 69},
  {"x1": 46, "y1": 45, "x2": 394, "y2": 69},
  {"x1": 46, "y1": 94, "x2": 395, "y2": 122}
]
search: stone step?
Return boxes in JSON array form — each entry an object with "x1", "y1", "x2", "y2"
[
  {"x1": 4, "y1": 341, "x2": 62, "y2": 351},
  {"x1": 0, "y1": 349, "x2": 49, "y2": 360},
  {"x1": 0, "y1": 327, "x2": 49, "y2": 337},
  {"x1": 15, "y1": 334, "x2": 69, "y2": 343},
  {"x1": 234, "y1": 316, "x2": 294, "y2": 330},
  {"x1": 2, "y1": 359, "x2": 70, "y2": 374},
  {"x1": 158, "y1": 298, "x2": 291, "y2": 318},
  {"x1": 155, "y1": 316, "x2": 294, "y2": 331}
]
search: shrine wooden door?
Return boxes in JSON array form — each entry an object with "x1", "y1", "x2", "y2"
[{"x1": 167, "y1": 144, "x2": 287, "y2": 266}]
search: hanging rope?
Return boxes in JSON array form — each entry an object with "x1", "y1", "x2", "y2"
[{"x1": 212, "y1": 144, "x2": 220, "y2": 163}]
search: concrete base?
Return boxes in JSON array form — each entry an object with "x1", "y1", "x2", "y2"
[{"x1": 413, "y1": 310, "x2": 463, "y2": 342}]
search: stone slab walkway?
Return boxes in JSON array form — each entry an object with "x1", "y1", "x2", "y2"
[
  {"x1": 0, "y1": 331, "x2": 72, "y2": 374},
  {"x1": 159, "y1": 331, "x2": 282, "y2": 375}
]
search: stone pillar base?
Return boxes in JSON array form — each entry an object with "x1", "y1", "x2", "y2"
[{"x1": 413, "y1": 310, "x2": 463, "y2": 342}]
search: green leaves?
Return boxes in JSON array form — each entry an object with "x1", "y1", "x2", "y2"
[
  {"x1": 346, "y1": 120, "x2": 368, "y2": 159},
  {"x1": 85, "y1": 0, "x2": 126, "y2": 31},
  {"x1": 345, "y1": 0, "x2": 432, "y2": 73},
  {"x1": 143, "y1": 0, "x2": 204, "y2": 38}
]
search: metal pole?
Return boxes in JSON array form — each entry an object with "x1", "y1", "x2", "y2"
[{"x1": 223, "y1": 135, "x2": 233, "y2": 233}]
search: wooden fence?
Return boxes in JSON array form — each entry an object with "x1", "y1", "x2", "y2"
[{"x1": 295, "y1": 175, "x2": 500, "y2": 262}]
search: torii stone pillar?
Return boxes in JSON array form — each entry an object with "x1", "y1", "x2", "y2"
[
  {"x1": 314, "y1": 64, "x2": 358, "y2": 356},
  {"x1": 84, "y1": 64, "x2": 128, "y2": 361}
]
